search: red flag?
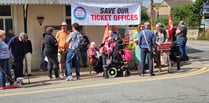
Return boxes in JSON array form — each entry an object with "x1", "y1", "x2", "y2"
[
  {"x1": 102, "y1": 23, "x2": 109, "y2": 42},
  {"x1": 168, "y1": 11, "x2": 173, "y2": 41}
]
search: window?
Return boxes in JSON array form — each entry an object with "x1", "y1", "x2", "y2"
[
  {"x1": 0, "y1": 6, "x2": 11, "y2": 16},
  {"x1": 66, "y1": 5, "x2": 71, "y2": 16},
  {"x1": 0, "y1": 6, "x2": 13, "y2": 32},
  {"x1": 0, "y1": 19, "x2": 3, "y2": 30},
  {"x1": 5, "y1": 19, "x2": 13, "y2": 31}
]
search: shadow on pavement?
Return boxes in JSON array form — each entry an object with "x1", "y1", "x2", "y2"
[{"x1": 187, "y1": 46, "x2": 203, "y2": 54}]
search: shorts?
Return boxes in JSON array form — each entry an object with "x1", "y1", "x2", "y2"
[{"x1": 58, "y1": 51, "x2": 67, "y2": 63}]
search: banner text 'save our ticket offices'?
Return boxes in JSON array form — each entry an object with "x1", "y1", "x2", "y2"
[{"x1": 0, "y1": 0, "x2": 142, "y2": 70}]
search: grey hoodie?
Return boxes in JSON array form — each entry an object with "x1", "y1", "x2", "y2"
[{"x1": 66, "y1": 31, "x2": 80, "y2": 50}]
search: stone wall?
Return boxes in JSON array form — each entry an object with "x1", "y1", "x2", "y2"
[{"x1": 187, "y1": 27, "x2": 199, "y2": 40}]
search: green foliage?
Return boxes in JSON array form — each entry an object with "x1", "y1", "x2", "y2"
[
  {"x1": 155, "y1": 17, "x2": 168, "y2": 26},
  {"x1": 141, "y1": 9, "x2": 149, "y2": 24},
  {"x1": 193, "y1": 0, "x2": 208, "y2": 13},
  {"x1": 164, "y1": 0, "x2": 209, "y2": 27},
  {"x1": 128, "y1": 43, "x2": 135, "y2": 50},
  {"x1": 171, "y1": 4, "x2": 199, "y2": 26}
]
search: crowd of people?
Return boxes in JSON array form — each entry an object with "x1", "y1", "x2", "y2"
[
  {"x1": 132, "y1": 21, "x2": 189, "y2": 77},
  {"x1": 0, "y1": 20, "x2": 189, "y2": 90}
]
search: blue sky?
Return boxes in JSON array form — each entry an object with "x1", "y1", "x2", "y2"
[
  {"x1": 142, "y1": 0, "x2": 163, "y2": 8},
  {"x1": 142, "y1": 0, "x2": 196, "y2": 8}
]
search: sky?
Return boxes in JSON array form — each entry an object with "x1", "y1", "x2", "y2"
[
  {"x1": 142, "y1": 0, "x2": 196, "y2": 8},
  {"x1": 142, "y1": 0, "x2": 163, "y2": 8}
]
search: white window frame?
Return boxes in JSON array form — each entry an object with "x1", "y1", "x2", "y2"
[
  {"x1": 0, "y1": 16, "x2": 12, "y2": 30},
  {"x1": 0, "y1": 5, "x2": 13, "y2": 31}
]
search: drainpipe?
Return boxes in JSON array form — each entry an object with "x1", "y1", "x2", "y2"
[{"x1": 23, "y1": 4, "x2": 28, "y2": 33}]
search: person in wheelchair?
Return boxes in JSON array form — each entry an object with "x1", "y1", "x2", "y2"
[{"x1": 103, "y1": 39, "x2": 130, "y2": 77}]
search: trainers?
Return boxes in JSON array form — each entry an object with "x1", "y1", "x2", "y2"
[
  {"x1": 16, "y1": 77, "x2": 24, "y2": 84},
  {"x1": 54, "y1": 77, "x2": 62, "y2": 80},
  {"x1": 76, "y1": 76, "x2": 80, "y2": 80},
  {"x1": 27, "y1": 74, "x2": 32, "y2": 76},
  {"x1": 48, "y1": 77, "x2": 53, "y2": 80},
  {"x1": 10, "y1": 85, "x2": 21, "y2": 89},
  {"x1": 1, "y1": 87, "x2": 11, "y2": 90},
  {"x1": 59, "y1": 73, "x2": 64, "y2": 79},
  {"x1": 39, "y1": 69, "x2": 43, "y2": 72},
  {"x1": 66, "y1": 76, "x2": 73, "y2": 81}
]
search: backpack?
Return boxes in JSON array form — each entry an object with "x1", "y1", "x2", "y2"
[
  {"x1": 73, "y1": 33, "x2": 84, "y2": 49},
  {"x1": 124, "y1": 49, "x2": 131, "y2": 62}
]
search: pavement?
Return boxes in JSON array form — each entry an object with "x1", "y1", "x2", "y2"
[{"x1": 0, "y1": 40, "x2": 209, "y2": 103}]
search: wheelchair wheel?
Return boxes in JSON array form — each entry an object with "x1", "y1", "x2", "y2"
[{"x1": 107, "y1": 67, "x2": 118, "y2": 78}]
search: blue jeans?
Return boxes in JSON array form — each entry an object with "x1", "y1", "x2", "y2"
[
  {"x1": 80, "y1": 48, "x2": 88, "y2": 66},
  {"x1": 0, "y1": 59, "x2": 13, "y2": 87},
  {"x1": 140, "y1": 48, "x2": 153, "y2": 74},
  {"x1": 66, "y1": 49, "x2": 80, "y2": 78},
  {"x1": 176, "y1": 40, "x2": 188, "y2": 61},
  {"x1": 40, "y1": 52, "x2": 47, "y2": 69}
]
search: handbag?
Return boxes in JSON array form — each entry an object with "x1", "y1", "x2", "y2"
[{"x1": 142, "y1": 31, "x2": 151, "y2": 52}]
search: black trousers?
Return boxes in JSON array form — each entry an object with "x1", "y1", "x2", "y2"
[
  {"x1": 102, "y1": 51, "x2": 108, "y2": 78},
  {"x1": 12, "y1": 56, "x2": 24, "y2": 80},
  {"x1": 46, "y1": 54, "x2": 59, "y2": 78}
]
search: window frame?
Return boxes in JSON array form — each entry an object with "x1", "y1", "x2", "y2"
[{"x1": 0, "y1": 5, "x2": 13, "y2": 32}]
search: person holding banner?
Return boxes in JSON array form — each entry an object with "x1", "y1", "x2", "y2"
[{"x1": 155, "y1": 23, "x2": 168, "y2": 72}]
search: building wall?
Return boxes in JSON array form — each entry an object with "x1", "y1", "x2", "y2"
[
  {"x1": 158, "y1": 2, "x2": 170, "y2": 16},
  {"x1": 84, "y1": 26, "x2": 105, "y2": 46},
  {"x1": 14, "y1": 5, "x2": 65, "y2": 70}
]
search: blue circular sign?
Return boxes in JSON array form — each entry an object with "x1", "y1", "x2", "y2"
[{"x1": 73, "y1": 6, "x2": 87, "y2": 20}]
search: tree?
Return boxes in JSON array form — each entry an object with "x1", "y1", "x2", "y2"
[
  {"x1": 193, "y1": 0, "x2": 208, "y2": 14},
  {"x1": 141, "y1": 8, "x2": 150, "y2": 24},
  {"x1": 171, "y1": 4, "x2": 199, "y2": 26},
  {"x1": 171, "y1": 0, "x2": 208, "y2": 27},
  {"x1": 155, "y1": 18, "x2": 168, "y2": 26}
]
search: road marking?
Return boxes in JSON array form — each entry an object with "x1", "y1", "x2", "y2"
[{"x1": 0, "y1": 67, "x2": 208, "y2": 97}]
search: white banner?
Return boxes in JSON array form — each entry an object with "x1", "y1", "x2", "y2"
[{"x1": 71, "y1": 1, "x2": 141, "y2": 25}]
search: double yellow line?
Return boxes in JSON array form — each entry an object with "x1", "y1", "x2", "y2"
[{"x1": 0, "y1": 67, "x2": 208, "y2": 97}]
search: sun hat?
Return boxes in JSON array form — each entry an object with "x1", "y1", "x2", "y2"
[{"x1": 60, "y1": 22, "x2": 68, "y2": 26}]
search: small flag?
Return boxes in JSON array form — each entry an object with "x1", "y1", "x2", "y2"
[
  {"x1": 168, "y1": 10, "x2": 173, "y2": 41},
  {"x1": 102, "y1": 22, "x2": 109, "y2": 43}
]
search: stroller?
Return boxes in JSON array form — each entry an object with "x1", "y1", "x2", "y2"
[{"x1": 91, "y1": 40, "x2": 131, "y2": 78}]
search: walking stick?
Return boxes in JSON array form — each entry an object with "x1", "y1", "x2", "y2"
[{"x1": 25, "y1": 56, "x2": 30, "y2": 84}]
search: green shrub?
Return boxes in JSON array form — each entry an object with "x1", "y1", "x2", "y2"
[
  {"x1": 128, "y1": 43, "x2": 135, "y2": 50},
  {"x1": 155, "y1": 17, "x2": 169, "y2": 26}
]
